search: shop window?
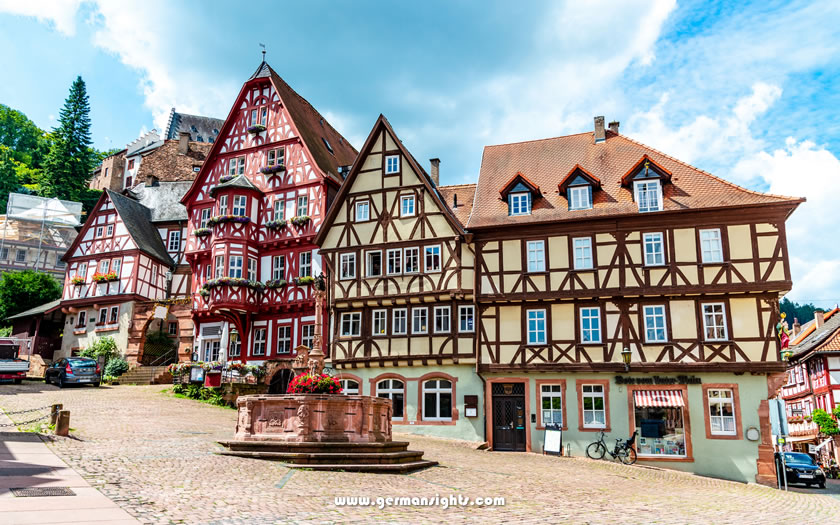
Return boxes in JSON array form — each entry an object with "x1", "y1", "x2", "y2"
[
  {"x1": 422, "y1": 379, "x2": 452, "y2": 421},
  {"x1": 633, "y1": 389, "x2": 687, "y2": 457},
  {"x1": 541, "y1": 384, "x2": 563, "y2": 427},
  {"x1": 527, "y1": 240, "x2": 545, "y2": 272},
  {"x1": 643, "y1": 232, "x2": 664, "y2": 266},
  {"x1": 377, "y1": 379, "x2": 404, "y2": 419},
  {"x1": 372, "y1": 310, "x2": 387, "y2": 336},
  {"x1": 276, "y1": 326, "x2": 291, "y2": 354},
  {"x1": 581, "y1": 384, "x2": 606, "y2": 428},
  {"x1": 339, "y1": 253, "x2": 355, "y2": 280},
  {"x1": 253, "y1": 328, "x2": 266, "y2": 356},
  {"x1": 340, "y1": 313, "x2": 361, "y2": 338},
  {"x1": 392, "y1": 309, "x2": 407, "y2": 335},
  {"x1": 340, "y1": 379, "x2": 359, "y2": 395},
  {"x1": 707, "y1": 388, "x2": 737, "y2": 436}
]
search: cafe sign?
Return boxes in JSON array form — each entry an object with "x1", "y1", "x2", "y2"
[{"x1": 615, "y1": 375, "x2": 702, "y2": 385}]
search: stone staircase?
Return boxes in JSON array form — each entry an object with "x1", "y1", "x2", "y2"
[
  {"x1": 216, "y1": 440, "x2": 438, "y2": 473},
  {"x1": 117, "y1": 366, "x2": 172, "y2": 385}
]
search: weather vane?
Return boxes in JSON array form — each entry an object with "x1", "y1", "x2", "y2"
[{"x1": 259, "y1": 43, "x2": 266, "y2": 63}]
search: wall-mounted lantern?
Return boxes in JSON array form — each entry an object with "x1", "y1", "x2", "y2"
[{"x1": 621, "y1": 347, "x2": 632, "y2": 372}]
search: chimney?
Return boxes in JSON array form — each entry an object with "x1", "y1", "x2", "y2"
[
  {"x1": 429, "y1": 158, "x2": 440, "y2": 186},
  {"x1": 178, "y1": 131, "x2": 190, "y2": 155},
  {"x1": 146, "y1": 175, "x2": 159, "y2": 187},
  {"x1": 793, "y1": 317, "x2": 801, "y2": 337},
  {"x1": 594, "y1": 116, "x2": 606, "y2": 143},
  {"x1": 815, "y1": 309, "x2": 825, "y2": 329},
  {"x1": 453, "y1": 193, "x2": 458, "y2": 208},
  {"x1": 608, "y1": 121, "x2": 620, "y2": 134}
]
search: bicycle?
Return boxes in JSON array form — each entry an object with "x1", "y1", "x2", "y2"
[{"x1": 586, "y1": 430, "x2": 638, "y2": 465}]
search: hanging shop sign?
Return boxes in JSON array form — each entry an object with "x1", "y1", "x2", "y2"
[{"x1": 615, "y1": 375, "x2": 702, "y2": 385}]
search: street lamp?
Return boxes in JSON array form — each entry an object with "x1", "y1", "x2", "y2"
[{"x1": 621, "y1": 347, "x2": 632, "y2": 372}]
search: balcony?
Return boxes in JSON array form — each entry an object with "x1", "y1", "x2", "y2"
[
  {"x1": 198, "y1": 279, "x2": 263, "y2": 313},
  {"x1": 209, "y1": 216, "x2": 256, "y2": 243}
]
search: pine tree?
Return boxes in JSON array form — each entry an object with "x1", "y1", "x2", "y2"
[{"x1": 42, "y1": 76, "x2": 94, "y2": 202}]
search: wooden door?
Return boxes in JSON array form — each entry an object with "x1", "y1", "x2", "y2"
[{"x1": 492, "y1": 383, "x2": 526, "y2": 451}]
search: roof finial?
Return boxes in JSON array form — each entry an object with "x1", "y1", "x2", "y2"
[{"x1": 259, "y1": 43, "x2": 266, "y2": 63}]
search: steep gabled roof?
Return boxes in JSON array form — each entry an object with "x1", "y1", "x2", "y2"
[
  {"x1": 5, "y1": 299, "x2": 62, "y2": 321},
  {"x1": 438, "y1": 184, "x2": 476, "y2": 228},
  {"x1": 558, "y1": 164, "x2": 601, "y2": 194},
  {"x1": 468, "y1": 130, "x2": 803, "y2": 228},
  {"x1": 620, "y1": 154, "x2": 672, "y2": 185},
  {"x1": 791, "y1": 309, "x2": 840, "y2": 359},
  {"x1": 499, "y1": 171, "x2": 540, "y2": 198},
  {"x1": 209, "y1": 175, "x2": 262, "y2": 197},
  {"x1": 106, "y1": 190, "x2": 174, "y2": 266},
  {"x1": 315, "y1": 114, "x2": 466, "y2": 245},
  {"x1": 163, "y1": 108, "x2": 224, "y2": 143}
]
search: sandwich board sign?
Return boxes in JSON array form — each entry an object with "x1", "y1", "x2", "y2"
[{"x1": 544, "y1": 424, "x2": 562, "y2": 456}]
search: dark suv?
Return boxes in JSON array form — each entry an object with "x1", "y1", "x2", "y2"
[
  {"x1": 45, "y1": 358, "x2": 101, "y2": 388},
  {"x1": 776, "y1": 452, "x2": 826, "y2": 488}
]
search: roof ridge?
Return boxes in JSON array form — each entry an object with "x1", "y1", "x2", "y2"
[
  {"x1": 438, "y1": 183, "x2": 476, "y2": 189},
  {"x1": 484, "y1": 131, "x2": 593, "y2": 149}
]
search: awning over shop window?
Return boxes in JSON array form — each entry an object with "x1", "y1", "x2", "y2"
[{"x1": 633, "y1": 390, "x2": 685, "y2": 407}]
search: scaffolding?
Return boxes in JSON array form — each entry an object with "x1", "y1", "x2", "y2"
[{"x1": 0, "y1": 193, "x2": 82, "y2": 278}]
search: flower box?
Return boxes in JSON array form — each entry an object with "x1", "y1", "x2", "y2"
[
  {"x1": 247, "y1": 125, "x2": 266, "y2": 134},
  {"x1": 265, "y1": 279, "x2": 287, "y2": 289},
  {"x1": 294, "y1": 276, "x2": 315, "y2": 286},
  {"x1": 259, "y1": 164, "x2": 285, "y2": 175},
  {"x1": 92, "y1": 271, "x2": 119, "y2": 283},
  {"x1": 290, "y1": 215, "x2": 311, "y2": 227},
  {"x1": 287, "y1": 373, "x2": 342, "y2": 394},
  {"x1": 194, "y1": 227, "x2": 212, "y2": 237},
  {"x1": 265, "y1": 219, "x2": 287, "y2": 230},
  {"x1": 70, "y1": 276, "x2": 85, "y2": 286},
  {"x1": 201, "y1": 277, "x2": 265, "y2": 292},
  {"x1": 219, "y1": 174, "x2": 236, "y2": 183},
  {"x1": 207, "y1": 215, "x2": 250, "y2": 227}
]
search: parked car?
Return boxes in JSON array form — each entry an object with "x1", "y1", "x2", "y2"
[
  {"x1": 0, "y1": 339, "x2": 30, "y2": 384},
  {"x1": 776, "y1": 452, "x2": 826, "y2": 488},
  {"x1": 44, "y1": 358, "x2": 101, "y2": 388}
]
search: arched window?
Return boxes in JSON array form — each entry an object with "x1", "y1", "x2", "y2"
[
  {"x1": 340, "y1": 379, "x2": 359, "y2": 395},
  {"x1": 422, "y1": 379, "x2": 452, "y2": 421},
  {"x1": 377, "y1": 379, "x2": 405, "y2": 420}
]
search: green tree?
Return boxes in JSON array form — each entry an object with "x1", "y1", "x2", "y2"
[
  {"x1": 41, "y1": 76, "x2": 95, "y2": 202},
  {"x1": 0, "y1": 104, "x2": 47, "y2": 167},
  {"x1": 0, "y1": 270, "x2": 62, "y2": 321},
  {"x1": 780, "y1": 297, "x2": 821, "y2": 326},
  {"x1": 812, "y1": 408, "x2": 840, "y2": 436},
  {"x1": 0, "y1": 147, "x2": 22, "y2": 212}
]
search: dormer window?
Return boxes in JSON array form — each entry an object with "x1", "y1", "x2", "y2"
[
  {"x1": 559, "y1": 164, "x2": 600, "y2": 211},
  {"x1": 634, "y1": 180, "x2": 662, "y2": 213},
  {"x1": 621, "y1": 156, "x2": 671, "y2": 214},
  {"x1": 568, "y1": 186, "x2": 592, "y2": 210},
  {"x1": 509, "y1": 193, "x2": 531, "y2": 216}
]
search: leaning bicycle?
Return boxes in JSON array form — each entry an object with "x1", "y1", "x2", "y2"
[{"x1": 586, "y1": 430, "x2": 638, "y2": 465}]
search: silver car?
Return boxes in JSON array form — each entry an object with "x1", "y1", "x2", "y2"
[{"x1": 45, "y1": 358, "x2": 101, "y2": 388}]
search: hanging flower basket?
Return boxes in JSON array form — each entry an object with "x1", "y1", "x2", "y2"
[
  {"x1": 198, "y1": 287, "x2": 210, "y2": 298},
  {"x1": 259, "y1": 164, "x2": 285, "y2": 175},
  {"x1": 194, "y1": 227, "x2": 212, "y2": 237},
  {"x1": 265, "y1": 279, "x2": 287, "y2": 289},
  {"x1": 207, "y1": 215, "x2": 250, "y2": 227},
  {"x1": 290, "y1": 215, "x2": 311, "y2": 227},
  {"x1": 287, "y1": 373, "x2": 342, "y2": 394},
  {"x1": 92, "y1": 271, "x2": 119, "y2": 283},
  {"x1": 70, "y1": 276, "x2": 86, "y2": 286},
  {"x1": 265, "y1": 219, "x2": 287, "y2": 230},
  {"x1": 294, "y1": 276, "x2": 315, "y2": 286},
  {"x1": 219, "y1": 174, "x2": 236, "y2": 183},
  {"x1": 247, "y1": 125, "x2": 266, "y2": 134}
]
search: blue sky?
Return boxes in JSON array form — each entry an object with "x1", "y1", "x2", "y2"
[{"x1": 2, "y1": 0, "x2": 839, "y2": 306}]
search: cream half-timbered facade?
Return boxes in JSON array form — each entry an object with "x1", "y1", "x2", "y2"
[
  {"x1": 316, "y1": 116, "x2": 481, "y2": 437},
  {"x1": 181, "y1": 61, "x2": 356, "y2": 376}
]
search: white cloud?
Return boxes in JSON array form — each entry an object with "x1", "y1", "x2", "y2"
[{"x1": 0, "y1": 0, "x2": 82, "y2": 36}]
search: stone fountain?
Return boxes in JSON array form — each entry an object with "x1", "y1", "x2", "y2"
[{"x1": 217, "y1": 275, "x2": 437, "y2": 473}]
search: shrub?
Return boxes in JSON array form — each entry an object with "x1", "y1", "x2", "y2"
[
  {"x1": 104, "y1": 357, "x2": 129, "y2": 377},
  {"x1": 79, "y1": 336, "x2": 118, "y2": 364},
  {"x1": 813, "y1": 408, "x2": 840, "y2": 435}
]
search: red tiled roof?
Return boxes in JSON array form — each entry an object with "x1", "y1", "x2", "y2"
[
  {"x1": 791, "y1": 308, "x2": 840, "y2": 346},
  {"x1": 558, "y1": 164, "x2": 601, "y2": 194},
  {"x1": 619, "y1": 154, "x2": 671, "y2": 185},
  {"x1": 499, "y1": 171, "x2": 540, "y2": 197},
  {"x1": 468, "y1": 130, "x2": 803, "y2": 228},
  {"x1": 438, "y1": 184, "x2": 476, "y2": 228}
]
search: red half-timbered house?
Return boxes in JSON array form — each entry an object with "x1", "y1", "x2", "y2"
[{"x1": 181, "y1": 61, "x2": 356, "y2": 372}]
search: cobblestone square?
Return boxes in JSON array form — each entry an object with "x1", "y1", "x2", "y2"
[{"x1": 2, "y1": 382, "x2": 838, "y2": 524}]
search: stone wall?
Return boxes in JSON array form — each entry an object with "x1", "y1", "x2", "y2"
[{"x1": 125, "y1": 301, "x2": 194, "y2": 364}]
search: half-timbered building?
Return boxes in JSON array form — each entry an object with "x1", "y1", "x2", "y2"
[
  {"x1": 316, "y1": 116, "x2": 481, "y2": 438},
  {"x1": 181, "y1": 61, "x2": 356, "y2": 378}
]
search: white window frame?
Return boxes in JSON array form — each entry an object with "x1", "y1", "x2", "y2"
[
  {"x1": 301, "y1": 324, "x2": 314, "y2": 348},
  {"x1": 459, "y1": 305, "x2": 475, "y2": 333},
  {"x1": 339, "y1": 253, "x2": 356, "y2": 280},
  {"x1": 272, "y1": 255, "x2": 285, "y2": 281},
  {"x1": 702, "y1": 303, "x2": 728, "y2": 341},
  {"x1": 400, "y1": 195, "x2": 415, "y2": 217},
  {"x1": 95, "y1": 226, "x2": 104, "y2": 238},
  {"x1": 568, "y1": 185, "x2": 592, "y2": 210},
  {"x1": 700, "y1": 228, "x2": 724, "y2": 263},
  {"x1": 355, "y1": 201, "x2": 370, "y2": 222},
  {"x1": 643, "y1": 305, "x2": 668, "y2": 343},
  {"x1": 527, "y1": 309, "x2": 547, "y2": 345},
  {"x1": 392, "y1": 309, "x2": 407, "y2": 335},
  {"x1": 232, "y1": 195, "x2": 247, "y2": 216},
  {"x1": 341, "y1": 379, "x2": 360, "y2": 396},
  {"x1": 252, "y1": 328, "x2": 266, "y2": 356},
  {"x1": 214, "y1": 255, "x2": 224, "y2": 278},
  {"x1": 573, "y1": 237, "x2": 593, "y2": 270},
  {"x1": 99, "y1": 260, "x2": 109, "y2": 274},
  {"x1": 385, "y1": 155, "x2": 400, "y2": 174},
  {"x1": 580, "y1": 307, "x2": 601, "y2": 344},
  {"x1": 433, "y1": 306, "x2": 451, "y2": 334},
  {"x1": 106, "y1": 224, "x2": 114, "y2": 237},
  {"x1": 168, "y1": 230, "x2": 181, "y2": 252},
  {"x1": 200, "y1": 208, "x2": 211, "y2": 229},
  {"x1": 276, "y1": 325, "x2": 291, "y2": 354},
  {"x1": 412, "y1": 307, "x2": 428, "y2": 334},
  {"x1": 541, "y1": 384, "x2": 564, "y2": 427},
  {"x1": 248, "y1": 257, "x2": 257, "y2": 281},
  {"x1": 299, "y1": 252, "x2": 311, "y2": 278},
  {"x1": 386, "y1": 249, "x2": 402, "y2": 275},
  {"x1": 218, "y1": 195, "x2": 228, "y2": 215},
  {"x1": 424, "y1": 245, "x2": 441, "y2": 273},
  {"x1": 366, "y1": 250, "x2": 382, "y2": 277},
  {"x1": 228, "y1": 331, "x2": 241, "y2": 358},
  {"x1": 634, "y1": 179, "x2": 662, "y2": 212},
  {"x1": 296, "y1": 195, "x2": 308, "y2": 217},
  {"x1": 527, "y1": 240, "x2": 545, "y2": 272},
  {"x1": 377, "y1": 379, "x2": 404, "y2": 420},
  {"x1": 708, "y1": 388, "x2": 737, "y2": 436},
  {"x1": 98, "y1": 307, "x2": 107, "y2": 325},
  {"x1": 404, "y1": 247, "x2": 420, "y2": 274},
  {"x1": 372, "y1": 310, "x2": 387, "y2": 337},
  {"x1": 273, "y1": 199, "x2": 285, "y2": 221},
  {"x1": 422, "y1": 379, "x2": 453, "y2": 421},
  {"x1": 643, "y1": 232, "x2": 665, "y2": 266},
  {"x1": 509, "y1": 192, "x2": 531, "y2": 216},
  {"x1": 340, "y1": 312, "x2": 362, "y2": 337},
  {"x1": 581, "y1": 384, "x2": 607, "y2": 428},
  {"x1": 228, "y1": 255, "x2": 243, "y2": 278},
  {"x1": 111, "y1": 258, "x2": 121, "y2": 276}
]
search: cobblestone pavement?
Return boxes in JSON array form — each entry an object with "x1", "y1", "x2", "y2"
[{"x1": 1, "y1": 381, "x2": 839, "y2": 525}]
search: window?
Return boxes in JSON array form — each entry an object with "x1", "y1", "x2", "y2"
[
  {"x1": 77, "y1": 311, "x2": 87, "y2": 327},
  {"x1": 412, "y1": 308, "x2": 428, "y2": 334},
  {"x1": 276, "y1": 326, "x2": 291, "y2": 354},
  {"x1": 568, "y1": 186, "x2": 592, "y2": 210},
  {"x1": 299, "y1": 252, "x2": 311, "y2": 278},
  {"x1": 541, "y1": 384, "x2": 563, "y2": 426},
  {"x1": 95, "y1": 226, "x2": 104, "y2": 238},
  {"x1": 527, "y1": 309, "x2": 547, "y2": 345},
  {"x1": 218, "y1": 195, "x2": 228, "y2": 215},
  {"x1": 355, "y1": 201, "x2": 369, "y2": 222},
  {"x1": 228, "y1": 256, "x2": 243, "y2": 278},
  {"x1": 229, "y1": 331, "x2": 241, "y2": 357},
  {"x1": 643, "y1": 305, "x2": 667, "y2": 343},
  {"x1": 301, "y1": 324, "x2": 314, "y2": 348},
  {"x1": 634, "y1": 180, "x2": 662, "y2": 212},
  {"x1": 700, "y1": 229, "x2": 724, "y2": 263},
  {"x1": 366, "y1": 251, "x2": 382, "y2": 277},
  {"x1": 98, "y1": 308, "x2": 107, "y2": 324},
  {"x1": 0, "y1": 247, "x2": 6, "y2": 259},
  {"x1": 527, "y1": 240, "x2": 545, "y2": 272},
  {"x1": 111, "y1": 259, "x2": 121, "y2": 276},
  {"x1": 386, "y1": 249, "x2": 402, "y2": 275},
  {"x1": 401, "y1": 195, "x2": 415, "y2": 216},
  {"x1": 232, "y1": 195, "x2": 247, "y2": 216},
  {"x1": 459, "y1": 305, "x2": 475, "y2": 333},
  {"x1": 168, "y1": 322, "x2": 177, "y2": 335},
  {"x1": 248, "y1": 258, "x2": 257, "y2": 281},
  {"x1": 573, "y1": 237, "x2": 593, "y2": 269},
  {"x1": 422, "y1": 379, "x2": 452, "y2": 421},
  {"x1": 79, "y1": 262, "x2": 87, "y2": 276},
  {"x1": 273, "y1": 199, "x2": 285, "y2": 221},
  {"x1": 341, "y1": 379, "x2": 360, "y2": 395},
  {"x1": 267, "y1": 147, "x2": 285, "y2": 167},
  {"x1": 372, "y1": 310, "x2": 387, "y2": 336},
  {"x1": 392, "y1": 309, "x2": 407, "y2": 335},
  {"x1": 168, "y1": 230, "x2": 181, "y2": 252},
  {"x1": 296, "y1": 195, "x2": 308, "y2": 217},
  {"x1": 580, "y1": 307, "x2": 601, "y2": 344},
  {"x1": 125, "y1": 176, "x2": 133, "y2": 188},
  {"x1": 229, "y1": 156, "x2": 245, "y2": 176},
  {"x1": 385, "y1": 155, "x2": 400, "y2": 174},
  {"x1": 106, "y1": 224, "x2": 114, "y2": 237},
  {"x1": 152, "y1": 265, "x2": 158, "y2": 285},
  {"x1": 434, "y1": 306, "x2": 451, "y2": 333},
  {"x1": 633, "y1": 391, "x2": 686, "y2": 456},
  {"x1": 702, "y1": 303, "x2": 727, "y2": 341},
  {"x1": 509, "y1": 192, "x2": 531, "y2": 215},
  {"x1": 128, "y1": 159, "x2": 135, "y2": 170},
  {"x1": 424, "y1": 245, "x2": 441, "y2": 272},
  {"x1": 377, "y1": 379, "x2": 404, "y2": 419},
  {"x1": 643, "y1": 232, "x2": 664, "y2": 266},
  {"x1": 339, "y1": 253, "x2": 356, "y2": 280},
  {"x1": 99, "y1": 260, "x2": 109, "y2": 273},
  {"x1": 272, "y1": 255, "x2": 285, "y2": 280},
  {"x1": 253, "y1": 328, "x2": 266, "y2": 356},
  {"x1": 203, "y1": 340, "x2": 221, "y2": 362},
  {"x1": 214, "y1": 255, "x2": 224, "y2": 278},
  {"x1": 581, "y1": 384, "x2": 606, "y2": 428},
  {"x1": 404, "y1": 247, "x2": 420, "y2": 273},
  {"x1": 707, "y1": 388, "x2": 736, "y2": 436},
  {"x1": 200, "y1": 208, "x2": 211, "y2": 229},
  {"x1": 109, "y1": 306, "x2": 118, "y2": 324},
  {"x1": 340, "y1": 313, "x2": 361, "y2": 337}
]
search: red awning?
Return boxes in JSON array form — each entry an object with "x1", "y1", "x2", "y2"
[{"x1": 634, "y1": 390, "x2": 685, "y2": 408}]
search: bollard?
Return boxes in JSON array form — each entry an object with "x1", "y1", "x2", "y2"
[
  {"x1": 50, "y1": 404, "x2": 63, "y2": 426},
  {"x1": 55, "y1": 410, "x2": 70, "y2": 437}
]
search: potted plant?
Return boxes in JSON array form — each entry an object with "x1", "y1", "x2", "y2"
[
  {"x1": 290, "y1": 215, "x2": 311, "y2": 227},
  {"x1": 91, "y1": 271, "x2": 119, "y2": 283},
  {"x1": 286, "y1": 372, "x2": 343, "y2": 394},
  {"x1": 265, "y1": 219, "x2": 287, "y2": 230},
  {"x1": 194, "y1": 227, "x2": 212, "y2": 237},
  {"x1": 219, "y1": 174, "x2": 236, "y2": 183},
  {"x1": 247, "y1": 124, "x2": 266, "y2": 134},
  {"x1": 260, "y1": 164, "x2": 285, "y2": 175},
  {"x1": 70, "y1": 276, "x2": 85, "y2": 286}
]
